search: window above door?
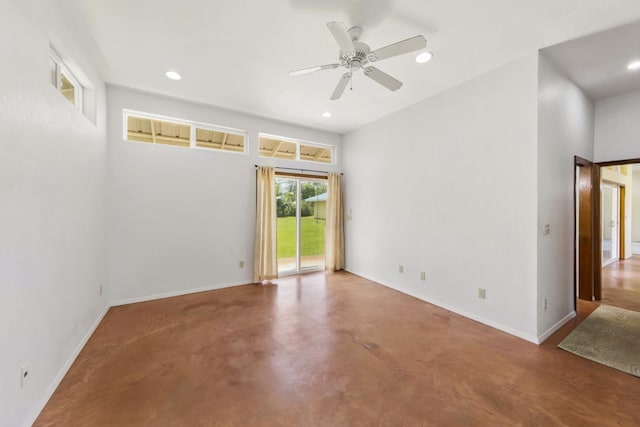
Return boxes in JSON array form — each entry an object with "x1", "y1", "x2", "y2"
[{"x1": 258, "y1": 134, "x2": 334, "y2": 165}]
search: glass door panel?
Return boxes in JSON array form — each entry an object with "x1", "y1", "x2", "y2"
[
  {"x1": 276, "y1": 178, "x2": 298, "y2": 274},
  {"x1": 300, "y1": 181, "x2": 327, "y2": 270}
]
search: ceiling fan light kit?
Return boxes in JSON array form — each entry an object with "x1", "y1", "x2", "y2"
[{"x1": 289, "y1": 21, "x2": 428, "y2": 100}]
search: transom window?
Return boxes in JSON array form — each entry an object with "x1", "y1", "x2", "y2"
[
  {"x1": 300, "y1": 143, "x2": 332, "y2": 164},
  {"x1": 49, "y1": 49, "x2": 82, "y2": 110},
  {"x1": 127, "y1": 115, "x2": 191, "y2": 147},
  {"x1": 123, "y1": 110, "x2": 247, "y2": 153},
  {"x1": 259, "y1": 137, "x2": 297, "y2": 160},
  {"x1": 195, "y1": 128, "x2": 245, "y2": 152},
  {"x1": 258, "y1": 134, "x2": 334, "y2": 164}
]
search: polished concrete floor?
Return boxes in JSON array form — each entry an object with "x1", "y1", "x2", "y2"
[{"x1": 36, "y1": 272, "x2": 640, "y2": 426}]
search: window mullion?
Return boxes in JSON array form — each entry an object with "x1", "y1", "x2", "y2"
[
  {"x1": 190, "y1": 125, "x2": 196, "y2": 148},
  {"x1": 56, "y1": 63, "x2": 61, "y2": 90}
]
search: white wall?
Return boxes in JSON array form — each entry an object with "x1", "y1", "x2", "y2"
[
  {"x1": 107, "y1": 87, "x2": 341, "y2": 304},
  {"x1": 536, "y1": 55, "x2": 595, "y2": 338},
  {"x1": 595, "y1": 89, "x2": 640, "y2": 162},
  {"x1": 342, "y1": 54, "x2": 540, "y2": 342},
  {"x1": 0, "y1": 1, "x2": 108, "y2": 426}
]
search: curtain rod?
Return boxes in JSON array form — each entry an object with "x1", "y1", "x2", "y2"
[{"x1": 254, "y1": 165, "x2": 343, "y2": 176}]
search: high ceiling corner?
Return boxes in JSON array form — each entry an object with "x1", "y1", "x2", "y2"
[
  {"x1": 542, "y1": 20, "x2": 640, "y2": 101},
  {"x1": 65, "y1": 0, "x2": 640, "y2": 133}
]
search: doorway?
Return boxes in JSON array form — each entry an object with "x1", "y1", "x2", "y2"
[
  {"x1": 574, "y1": 157, "x2": 640, "y2": 312},
  {"x1": 598, "y1": 163, "x2": 640, "y2": 313},
  {"x1": 601, "y1": 183, "x2": 620, "y2": 266},
  {"x1": 275, "y1": 176, "x2": 327, "y2": 275}
]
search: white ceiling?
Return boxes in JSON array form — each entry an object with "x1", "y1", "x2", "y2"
[
  {"x1": 66, "y1": 0, "x2": 640, "y2": 133},
  {"x1": 542, "y1": 20, "x2": 640, "y2": 100}
]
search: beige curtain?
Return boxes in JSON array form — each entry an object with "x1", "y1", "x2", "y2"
[
  {"x1": 253, "y1": 166, "x2": 278, "y2": 283},
  {"x1": 325, "y1": 172, "x2": 345, "y2": 271}
]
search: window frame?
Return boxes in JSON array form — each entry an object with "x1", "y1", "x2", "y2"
[
  {"x1": 258, "y1": 133, "x2": 335, "y2": 165},
  {"x1": 191, "y1": 121, "x2": 248, "y2": 154},
  {"x1": 49, "y1": 48, "x2": 83, "y2": 111},
  {"x1": 122, "y1": 109, "x2": 249, "y2": 155}
]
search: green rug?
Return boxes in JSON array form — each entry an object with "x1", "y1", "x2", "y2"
[{"x1": 558, "y1": 305, "x2": 640, "y2": 377}]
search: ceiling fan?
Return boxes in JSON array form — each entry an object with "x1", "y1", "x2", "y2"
[{"x1": 289, "y1": 22, "x2": 428, "y2": 100}]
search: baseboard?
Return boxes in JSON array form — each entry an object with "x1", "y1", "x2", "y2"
[
  {"x1": 23, "y1": 280, "x2": 251, "y2": 426},
  {"x1": 109, "y1": 280, "x2": 251, "y2": 306},
  {"x1": 24, "y1": 303, "x2": 110, "y2": 427},
  {"x1": 345, "y1": 269, "x2": 540, "y2": 345},
  {"x1": 536, "y1": 311, "x2": 576, "y2": 344}
]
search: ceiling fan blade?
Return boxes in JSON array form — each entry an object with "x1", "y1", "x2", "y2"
[
  {"x1": 330, "y1": 73, "x2": 351, "y2": 100},
  {"x1": 364, "y1": 67, "x2": 402, "y2": 91},
  {"x1": 289, "y1": 64, "x2": 340, "y2": 76},
  {"x1": 372, "y1": 35, "x2": 427, "y2": 61},
  {"x1": 327, "y1": 22, "x2": 355, "y2": 55}
]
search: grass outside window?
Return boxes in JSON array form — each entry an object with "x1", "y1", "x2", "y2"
[{"x1": 277, "y1": 217, "x2": 325, "y2": 259}]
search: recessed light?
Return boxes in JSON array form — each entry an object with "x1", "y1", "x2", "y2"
[
  {"x1": 628, "y1": 61, "x2": 640, "y2": 71},
  {"x1": 416, "y1": 51, "x2": 433, "y2": 64},
  {"x1": 165, "y1": 71, "x2": 182, "y2": 80},
  {"x1": 322, "y1": 112, "x2": 332, "y2": 118}
]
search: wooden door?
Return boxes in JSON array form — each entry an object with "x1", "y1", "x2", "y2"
[{"x1": 575, "y1": 157, "x2": 601, "y2": 301}]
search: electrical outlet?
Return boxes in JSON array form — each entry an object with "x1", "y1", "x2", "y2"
[
  {"x1": 99, "y1": 285, "x2": 103, "y2": 296},
  {"x1": 398, "y1": 265, "x2": 404, "y2": 273},
  {"x1": 478, "y1": 288, "x2": 486, "y2": 299},
  {"x1": 544, "y1": 298, "x2": 548, "y2": 310},
  {"x1": 543, "y1": 223, "x2": 551, "y2": 235},
  {"x1": 239, "y1": 261, "x2": 245, "y2": 268},
  {"x1": 420, "y1": 272, "x2": 426, "y2": 281},
  {"x1": 20, "y1": 362, "x2": 29, "y2": 388}
]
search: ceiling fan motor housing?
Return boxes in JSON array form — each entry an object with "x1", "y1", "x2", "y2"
[{"x1": 341, "y1": 41, "x2": 373, "y2": 70}]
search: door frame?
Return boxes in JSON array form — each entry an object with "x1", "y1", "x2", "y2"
[
  {"x1": 275, "y1": 174, "x2": 327, "y2": 276},
  {"x1": 575, "y1": 156, "x2": 639, "y2": 303}
]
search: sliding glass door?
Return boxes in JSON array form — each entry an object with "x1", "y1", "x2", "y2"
[{"x1": 276, "y1": 177, "x2": 326, "y2": 274}]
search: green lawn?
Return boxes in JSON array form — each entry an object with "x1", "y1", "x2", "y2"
[{"x1": 277, "y1": 216, "x2": 326, "y2": 259}]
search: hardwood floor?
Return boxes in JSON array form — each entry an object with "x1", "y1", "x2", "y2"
[
  {"x1": 36, "y1": 272, "x2": 639, "y2": 427},
  {"x1": 601, "y1": 255, "x2": 640, "y2": 313}
]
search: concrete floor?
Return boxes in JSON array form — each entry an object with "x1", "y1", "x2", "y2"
[{"x1": 35, "y1": 271, "x2": 640, "y2": 426}]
